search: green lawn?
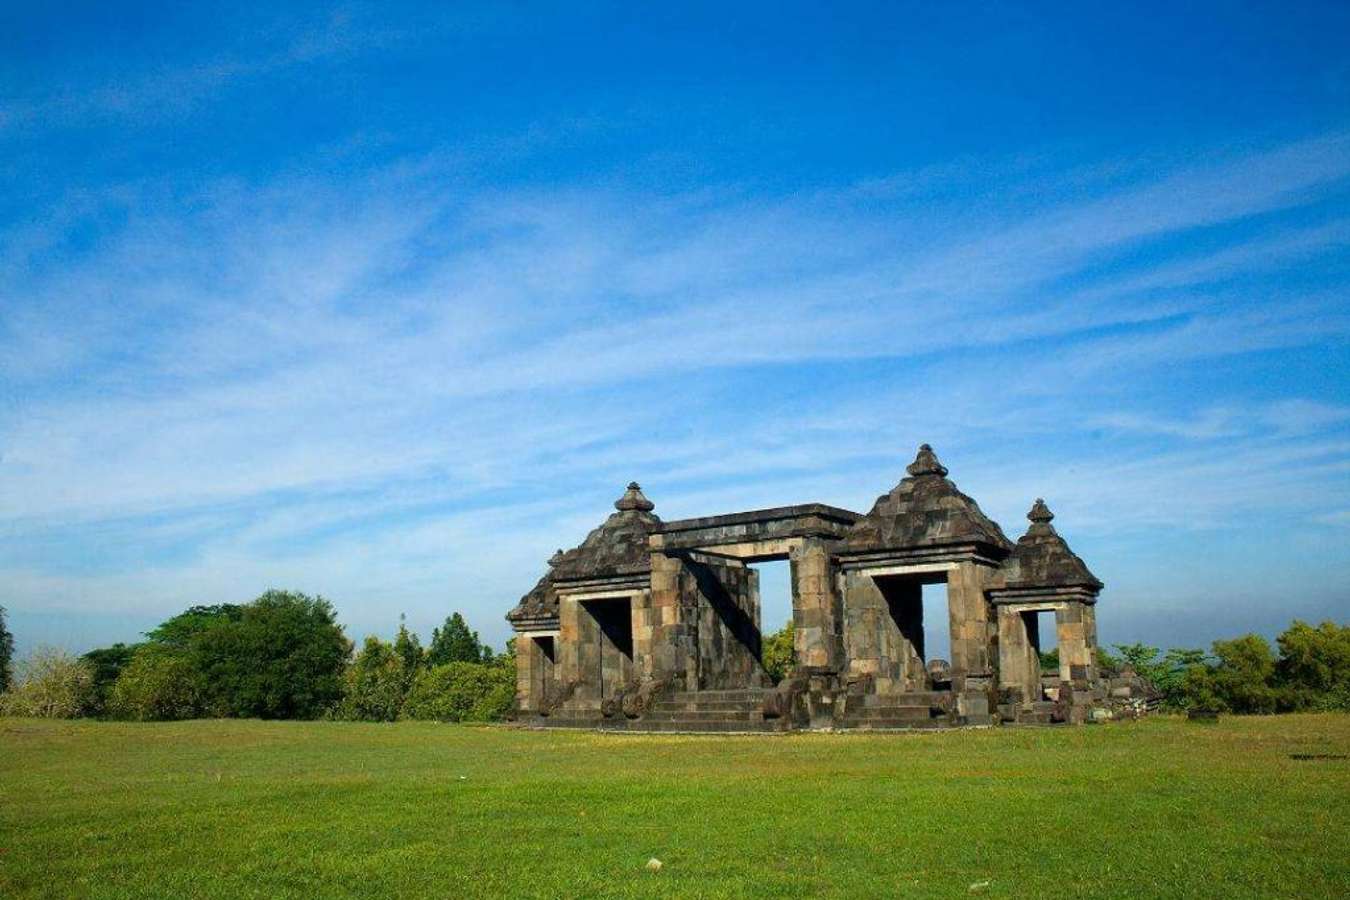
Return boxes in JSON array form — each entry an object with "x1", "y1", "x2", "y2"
[{"x1": 2, "y1": 716, "x2": 1348, "y2": 898}]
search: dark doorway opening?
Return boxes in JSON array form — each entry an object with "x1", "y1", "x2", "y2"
[{"x1": 581, "y1": 598, "x2": 634, "y2": 699}]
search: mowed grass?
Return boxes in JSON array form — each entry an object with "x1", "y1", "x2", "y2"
[{"x1": 2, "y1": 716, "x2": 1348, "y2": 899}]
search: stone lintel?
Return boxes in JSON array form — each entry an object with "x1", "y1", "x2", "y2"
[
  {"x1": 552, "y1": 574, "x2": 649, "y2": 597},
  {"x1": 510, "y1": 617, "x2": 561, "y2": 632},
  {"x1": 836, "y1": 543, "x2": 1005, "y2": 571},
  {"x1": 652, "y1": 503, "x2": 860, "y2": 553},
  {"x1": 987, "y1": 585, "x2": 1099, "y2": 605},
  {"x1": 848, "y1": 560, "x2": 955, "y2": 582}
]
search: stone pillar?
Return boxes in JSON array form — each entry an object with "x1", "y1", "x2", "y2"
[
  {"x1": 630, "y1": 589, "x2": 654, "y2": 679},
  {"x1": 996, "y1": 607, "x2": 1039, "y2": 701},
  {"x1": 515, "y1": 632, "x2": 536, "y2": 712},
  {"x1": 790, "y1": 538, "x2": 843, "y2": 672},
  {"x1": 947, "y1": 562, "x2": 994, "y2": 679},
  {"x1": 1056, "y1": 601, "x2": 1095, "y2": 683},
  {"x1": 648, "y1": 553, "x2": 698, "y2": 689},
  {"x1": 947, "y1": 561, "x2": 995, "y2": 724}
]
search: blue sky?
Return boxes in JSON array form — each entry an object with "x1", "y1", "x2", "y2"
[{"x1": 2, "y1": 2, "x2": 1348, "y2": 658}]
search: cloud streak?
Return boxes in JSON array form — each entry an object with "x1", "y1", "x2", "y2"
[{"x1": 3, "y1": 130, "x2": 1349, "y2": 651}]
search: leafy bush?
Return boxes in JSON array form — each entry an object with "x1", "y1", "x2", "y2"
[
  {"x1": 762, "y1": 620, "x2": 795, "y2": 683},
  {"x1": 0, "y1": 647, "x2": 96, "y2": 718},
  {"x1": 401, "y1": 661, "x2": 515, "y2": 722},
  {"x1": 332, "y1": 637, "x2": 408, "y2": 722},
  {"x1": 108, "y1": 650, "x2": 203, "y2": 721},
  {"x1": 1039, "y1": 648, "x2": 1059, "y2": 672}
]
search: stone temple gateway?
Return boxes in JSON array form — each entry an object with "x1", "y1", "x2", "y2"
[{"x1": 508, "y1": 445, "x2": 1139, "y2": 732}]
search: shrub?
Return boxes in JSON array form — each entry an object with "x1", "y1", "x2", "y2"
[
  {"x1": 0, "y1": 646, "x2": 96, "y2": 718},
  {"x1": 332, "y1": 636, "x2": 408, "y2": 722},
  {"x1": 108, "y1": 651, "x2": 203, "y2": 721},
  {"x1": 402, "y1": 661, "x2": 515, "y2": 722}
]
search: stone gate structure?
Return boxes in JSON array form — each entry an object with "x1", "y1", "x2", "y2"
[{"x1": 507, "y1": 445, "x2": 1141, "y2": 731}]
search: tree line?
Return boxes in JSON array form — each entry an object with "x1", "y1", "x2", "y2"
[
  {"x1": 0, "y1": 592, "x2": 514, "y2": 723},
  {"x1": 2, "y1": 602, "x2": 1347, "y2": 720},
  {"x1": 1034, "y1": 620, "x2": 1350, "y2": 713}
]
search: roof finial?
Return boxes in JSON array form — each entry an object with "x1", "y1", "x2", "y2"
[
  {"x1": 906, "y1": 443, "x2": 949, "y2": 478},
  {"x1": 615, "y1": 481, "x2": 655, "y2": 512},
  {"x1": 1028, "y1": 498, "x2": 1054, "y2": 525},
  {"x1": 548, "y1": 549, "x2": 565, "y2": 567}
]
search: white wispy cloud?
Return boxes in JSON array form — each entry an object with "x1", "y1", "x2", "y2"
[{"x1": 3, "y1": 130, "x2": 1349, "y2": 647}]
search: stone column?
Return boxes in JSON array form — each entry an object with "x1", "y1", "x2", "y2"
[
  {"x1": 996, "y1": 607, "x2": 1039, "y2": 701},
  {"x1": 947, "y1": 562, "x2": 994, "y2": 680},
  {"x1": 790, "y1": 538, "x2": 842, "y2": 672},
  {"x1": 648, "y1": 552, "x2": 698, "y2": 689},
  {"x1": 515, "y1": 633, "x2": 536, "y2": 712},
  {"x1": 947, "y1": 561, "x2": 995, "y2": 724},
  {"x1": 1056, "y1": 601, "x2": 1095, "y2": 683}
]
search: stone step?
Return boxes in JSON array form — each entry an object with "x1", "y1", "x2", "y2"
[
  {"x1": 666, "y1": 690, "x2": 770, "y2": 703},
  {"x1": 843, "y1": 706, "x2": 936, "y2": 721},
  {"x1": 850, "y1": 692, "x2": 952, "y2": 708},
  {"x1": 649, "y1": 699, "x2": 765, "y2": 712},
  {"x1": 641, "y1": 709, "x2": 764, "y2": 723}
]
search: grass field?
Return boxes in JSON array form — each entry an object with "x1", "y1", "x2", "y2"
[{"x1": 2, "y1": 715, "x2": 1348, "y2": 898}]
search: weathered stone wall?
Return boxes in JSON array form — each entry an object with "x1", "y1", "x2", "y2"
[
  {"x1": 1056, "y1": 601, "x2": 1095, "y2": 681},
  {"x1": 996, "y1": 606, "x2": 1041, "y2": 699},
  {"x1": 514, "y1": 633, "x2": 559, "y2": 713},
  {"x1": 842, "y1": 571, "x2": 927, "y2": 693},
  {"x1": 686, "y1": 555, "x2": 766, "y2": 690}
]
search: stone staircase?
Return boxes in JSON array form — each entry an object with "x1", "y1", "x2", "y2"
[
  {"x1": 834, "y1": 691, "x2": 955, "y2": 730},
  {"x1": 521, "y1": 688, "x2": 790, "y2": 733},
  {"x1": 637, "y1": 688, "x2": 789, "y2": 733}
]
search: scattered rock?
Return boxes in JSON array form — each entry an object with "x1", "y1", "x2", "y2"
[{"x1": 645, "y1": 858, "x2": 663, "y2": 872}]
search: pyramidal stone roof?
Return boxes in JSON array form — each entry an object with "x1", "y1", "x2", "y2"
[
  {"x1": 842, "y1": 444, "x2": 1013, "y2": 556},
  {"x1": 507, "y1": 483, "x2": 661, "y2": 624},
  {"x1": 1001, "y1": 499, "x2": 1103, "y2": 591}
]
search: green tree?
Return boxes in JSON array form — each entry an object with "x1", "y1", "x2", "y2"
[
  {"x1": 394, "y1": 615, "x2": 425, "y2": 680},
  {"x1": 761, "y1": 620, "x2": 795, "y2": 683},
  {"x1": 1039, "y1": 648, "x2": 1060, "y2": 672},
  {"x1": 189, "y1": 590, "x2": 351, "y2": 719},
  {"x1": 427, "y1": 613, "x2": 487, "y2": 665},
  {"x1": 146, "y1": 604, "x2": 244, "y2": 649},
  {"x1": 0, "y1": 605, "x2": 13, "y2": 694},
  {"x1": 1275, "y1": 620, "x2": 1350, "y2": 711},
  {"x1": 0, "y1": 646, "x2": 95, "y2": 718},
  {"x1": 82, "y1": 643, "x2": 140, "y2": 716}
]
